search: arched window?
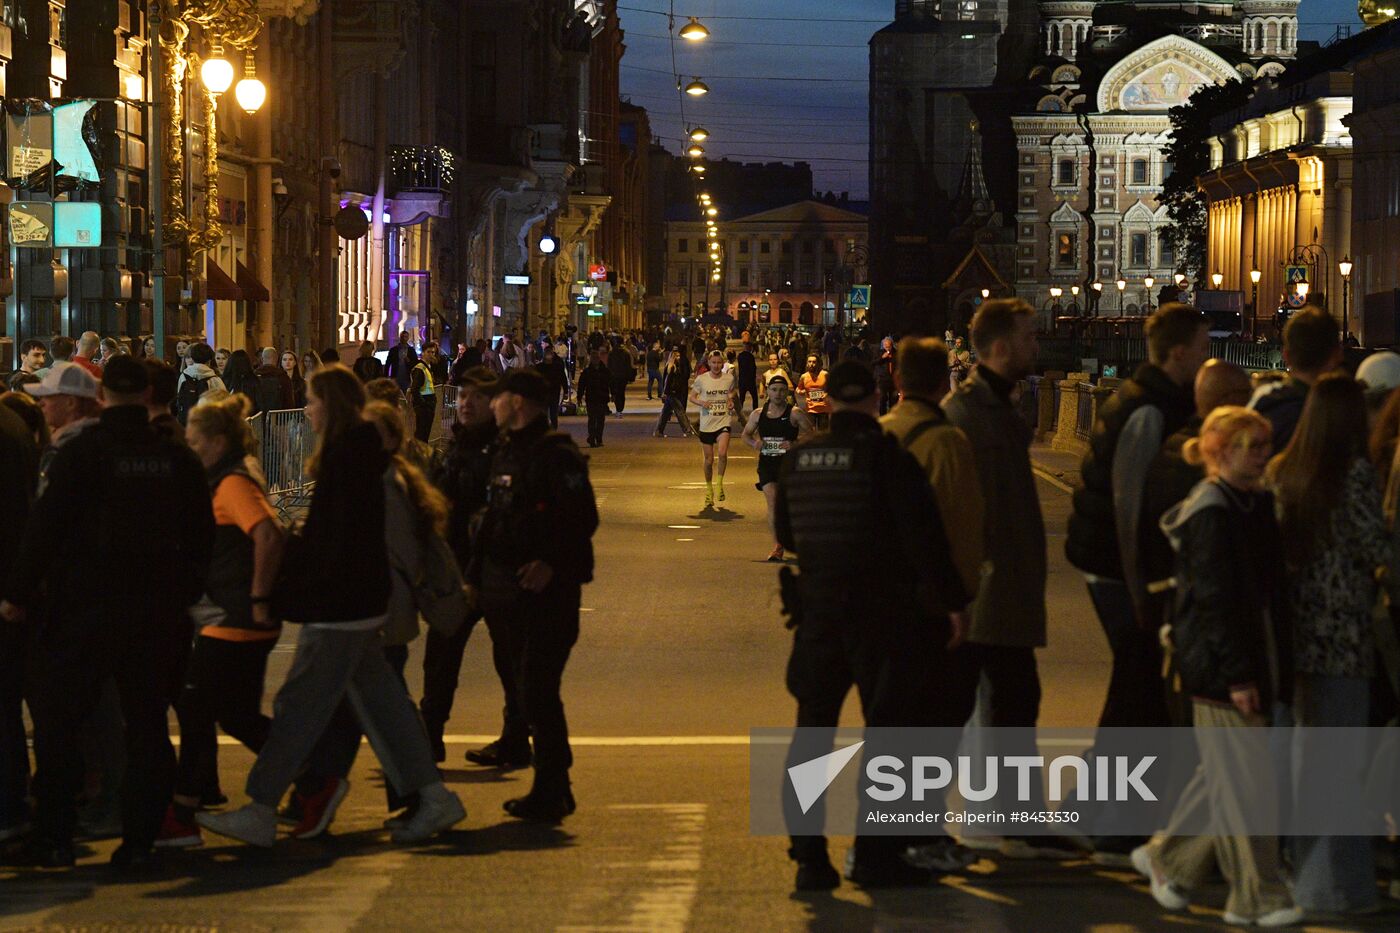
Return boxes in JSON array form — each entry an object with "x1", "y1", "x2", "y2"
[
  {"x1": 1060, "y1": 23, "x2": 1073, "y2": 57},
  {"x1": 1265, "y1": 20, "x2": 1278, "y2": 54},
  {"x1": 1048, "y1": 24, "x2": 1059, "y2": 57}
]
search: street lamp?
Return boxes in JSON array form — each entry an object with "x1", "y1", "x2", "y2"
[
  {"x1": 1339, "y1": 256, "x2": 1353, "y2": 341},
  {"x1": 687, "y1": 144, "x2": 704, "y2": 158},
  {"x1": 1249, "y1": 269, "x2": 1261, "y2": 339},
  {"x1": 1297, "y1": 281, "x2": 1311, "y2": 300},
  {"x1": 689, "y1": 126, "x2": 709, "y2": 142},
  {"x1": 1116, "y1": 278, "x2": 1127, "y2": 316},
  {"x1": 200, "y1": 46, "x2": 235, "y2": 94},
  {"x1": 981, "y1": 288, "x2": 990, "y2": 299},
  {"x1": 679, "y1": 16, "x2": 710, "y2": 40},
  {"x1": 1211, "y1": 271, "x2": 1223, "y2": 288},
  {"x1": 684, "y1": 78, "x2": 710, "y2": 96},
  {"x1": 1174, "y1": 272, "x2": 1186, "y2": 288},
  {"x1": 1143, "y1": 276, "x2": 1155, "y2": 314},
  {"x1": 233, "y1": 52, "x2": 267, "y2": 114}
]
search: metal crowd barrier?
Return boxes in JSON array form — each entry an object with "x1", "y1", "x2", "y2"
[
  {"x1": 1074, "y1": 382, "x2": 1095, "y2": 440},
  {"x1": 255, "y1": 408, "x2": 316, "y2": 518}
]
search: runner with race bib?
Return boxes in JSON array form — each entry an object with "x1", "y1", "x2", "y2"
[
  {"x1": 742, "y1": 376, "x2": 813, "y2": 560},
  {"x1": 689, "y1": 350, "x2": 739, "y2": 508},
  {"x1": 796, "y1": 355, "x2": 831, "y2": 431}
]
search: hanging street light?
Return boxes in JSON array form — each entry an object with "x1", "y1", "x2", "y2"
[
  {"x1": 684, "y1": 78, "x2": 710, "y2": 96},
  {"x1": 679, "y1": 17, "x2": 710, "y2": 40},
  {"x1": 234, "y1": 50, "x2": 267, "y2": 114},
  {"x1": 687, "y1": 144, "x2": 704, "y2": 158},
  {"x1": 689, "y1": 126, "x2": 709, "y2": 142},
  {"x1": 201, "y1": 45, "x2": 235, "y2": 94}
]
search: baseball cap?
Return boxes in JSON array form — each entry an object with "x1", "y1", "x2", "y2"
[
  {"x1": 22, "y1": 361, "x2": 99, "y2": 399},
  {"x1": 826, "y1": 360, "x2": 877, "y2": 403},
  {"x1": 101, "y1": 355, "x2": 150, "y2": 395},
  {"x1": 498, "y1": 368, "x2": 554, "y2": 408},
  {"x1": 1357, "y1": 351, "x2": 1400, "y2": 395}
]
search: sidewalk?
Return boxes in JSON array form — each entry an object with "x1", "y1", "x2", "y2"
[{"x1": 1030, "y1": 442, "x2": 1082, "y2": 492}]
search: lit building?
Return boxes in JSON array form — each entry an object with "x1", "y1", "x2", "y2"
[
  {"x1": 664, "y1": 198, "x2": 868, "y2": 327},
  {"x1": 1199, "y1": 61, "x2": 1353, "y2": 336},
  {"x1": 1346, "y1": 18, "x2": 1400, "y2": 342},
  {"x1": 1010, "y1": 1, "x2": 1299, "y2": 325}
]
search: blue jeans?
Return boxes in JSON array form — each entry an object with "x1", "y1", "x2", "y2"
[{"x1": 1290, "y1": 673, "x2": 1376, "y2": 912}]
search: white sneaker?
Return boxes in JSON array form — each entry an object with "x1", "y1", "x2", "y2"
[
  {"x1": 1255, "y1": 906, "x2": 1304, "y2": 927},
  {"x1": 1130, "y1": 843, "x2": 1188, "y2": 911},
  {"x1": 389, "y1": 784, "x2": 465, "y2": 843},
  {"x1": 197, "y1": 803, "x2": 277, "y2": 848},
  {"x1": 905, "y1": 839, "x2": 977, "y2": 872}
]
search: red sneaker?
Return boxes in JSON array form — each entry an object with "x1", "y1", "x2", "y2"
[
  {"x1": 290, "y1": 777, "x2": 350, "y2": 839},
  {"x1": 154, "y1": 805, "x2": 203, "y2": 849}
]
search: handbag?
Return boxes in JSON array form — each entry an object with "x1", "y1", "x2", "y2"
[{"x1": 414, "y1": 528, "x2": 472, "y2": 638}]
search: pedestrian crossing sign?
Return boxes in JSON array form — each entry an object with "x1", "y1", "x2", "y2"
[
  {"x1": 1286, "y1": 265, "x2": 1308, "y2": 285},
  {"x1": 848, "y1": 285, "x2": 871, "y2": 309}
]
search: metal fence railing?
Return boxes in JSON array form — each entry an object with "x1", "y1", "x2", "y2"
[
  {"x1": 1037, "y1": 336, "x2": 1283, "y2": 375},
  {"x1": 1074, "y1": 383, "x2": 1095, "y2": 440},
  {"x1": 256, "y1": 408, "x2": 315, "y2": 518}
]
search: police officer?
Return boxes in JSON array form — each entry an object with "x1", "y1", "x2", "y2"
[
  {"x1": 775, "y1": 361, "x2": 970, "y2": 891},
  {"x1": 1, "y1": 356, "x2": 213, "y2": 869},
  {"x1": 419, "y1": 367, "x2": 518, "y2": 766},
  {"x1": 470, "y1": 369, "x2": 598, "y2": 821}
]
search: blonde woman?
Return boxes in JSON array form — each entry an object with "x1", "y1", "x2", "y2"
[
  {"x1": 198, "y1": 365, "x2": 463, "y2": 848},
  {"x1": 1137, "y1": 406, "x2": 1300, "y2": 927}
]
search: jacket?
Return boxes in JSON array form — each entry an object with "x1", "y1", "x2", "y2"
[
  {"x1": 177, "y1": 363, "x2": 228, "y2": 397},
  {"x1": 6, "y1": 405, "x2": 213, "y2": 618},
  {"x1": 276, "y1": 421, "x2": 391, "y2": 623},
  {"x1": 775, "y1": 410, "x2": 970, "y2": 624},
  {"x1": 1248, "y1": 377, "x2": 1309, "y2": 454},
  {"x1": 942, "y1": 369, "x2": 1047, "y2": 647},
  {"x1": 1066, "y1": 363, "x2": 1194, "y2": 589},
  {"x1": 383, "y1": 466, "x2": 425, "y2": 646},
  {"x1": 1161, "y1": 479, "x2": 1289, "y2": 706},
  {"x1": 352, "y1": 355, "x2": 385, "y2": 383},
  {"x1": 607, "y1": 345, "x2": 634, "y2": 382},
  {"x1": 471, "y1": 416, "x2": 598, "y2": 593},
  {"x1": 385, "y1": 342, "x2": 419, "y2": 386},
  {"x1": 193, "y1": 456, "x2": 273, "y2": 633},
  {"x1": 578, "y1": 362, "x2": 613, "y2": 406},
  {"x1": 435, "y1": 419, "x2": 497, "y2": 568},
  {"x1": 881, "y1": 397, "x2": 985, "y2": 597},
  {"x1": 252, "y1": 364, "x2": 294, "y2": 414},
  {"x1": 1285, "y1": 457, "x2": 1393, "y2": 678},
  {"x1": 1139, "y1": 415, "x2": 1206, "y2": 625}
]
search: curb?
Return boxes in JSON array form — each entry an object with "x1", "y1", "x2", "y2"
[{"x1": 1031, "y1": 461, "x2": 1077, "y2": 495}]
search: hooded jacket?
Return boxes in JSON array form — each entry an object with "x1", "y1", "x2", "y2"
[{"x1": 1160, "y1": 479, "x2": 1289, "y2": 707}]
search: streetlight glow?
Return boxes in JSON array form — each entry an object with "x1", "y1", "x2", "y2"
[
  {"x1": 679, "y1": 17, "x2": 710, "y2": 41},
  {"x1": 981, "y1": 288, "x2": 990, "y2": 299},
  {"x1": 1250, "y1": 269, "x2": 1262, "y2": 284},
  {"x1": 1174, "y1": 272, "x2": 1186, "y2": 287},
  {"x1": 687, "y1": 144, "x2": 704, "y2": 158},
  {"x1": 1340, "y1": 256, "x2": 1353, "y2": 278},
  {"x1": 201, "y1": 49, "x2": 235, "y2": 94},
  {"x1": 689, "y1": 126, "x2": 709, "y2": 142},
  {"x1": 684, "y1": 78, "x2": 710, "y2": 96},
  {"x1": 1211, "y1": 271, "x2": 1223, "y2": 288},
  {"x1": 1143, "y1": 276, "x2": 1155, "y2": 290},
  {"x1": 1115, "y1": 278, "x2": 1127, "y2": 291},
  {"x1": 1092, "y1": 281, "x2": 1103, "y2": 292}
]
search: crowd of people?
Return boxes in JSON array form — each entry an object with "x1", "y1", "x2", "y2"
[
  {"x1": 770, "y1": 297, "x2": 1400, "y2": 924},
  {"x1": 0, "y1": 330, "x2": 600, "y2": 869}
]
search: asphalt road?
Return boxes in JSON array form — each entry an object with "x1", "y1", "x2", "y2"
[{"x1": 3, "y1": 402, "x2": 1395, "y2": 931}]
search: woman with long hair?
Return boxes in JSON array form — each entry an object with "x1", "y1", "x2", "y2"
[
  {"x1": 156, "y1": 394, "x2": 285, "y2": 848},
  {"x1": 221, "y1": 349, "x2": 258, "y2": 400},
  {"x1": 1139, "y1": 406, "x2": 1299, "y2": 926},
  {"x1": 280, "y1": 351, "x2": 306, "y2": 407},
  {"x1": 301, "y1": 349, "x2": 323, "y2": 381},
  {"x1": 1267, "y1": 373, "x2": 1391, "y2": 914},
  {"x1": 284, "y1": 400, "x2": 457, "y2": 828},
  {"x1": 197, "y1": 365, "x2": 463, "y2": 848},
  {"x1": 654, "y1": 347, "x2": 695, "y2": 438}
]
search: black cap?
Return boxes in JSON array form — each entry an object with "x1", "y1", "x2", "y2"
[
  {"x1": 456, "y1": 366, "x2": 502, "y2": 396},
  {"x1": 102, "y1": 355, "x2": 149, "y2": 395},
  {"x1": 499, "y1": 368, "x2": 554, "y2": 408},
  {"x1": 826, "y1": 360, "x2": 876, "y2": 403}
]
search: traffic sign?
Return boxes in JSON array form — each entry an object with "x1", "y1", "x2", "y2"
[
  {"x1": 848, "y1": 285, "x2": 871, "y2": 309},
  {"x1": 1285, "y1": 265, "x2": 1309, "y2": 284},
  {"x1": 1286, "y1": 290, "x2": 1307, "y2": 309},
  {"x1": 759, "y1": 301, "x2": 771, "y2": 313}
]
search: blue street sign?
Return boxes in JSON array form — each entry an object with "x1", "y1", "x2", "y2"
[{"x1": 848, "y1": 285, "x2": 871, "y2": 309}]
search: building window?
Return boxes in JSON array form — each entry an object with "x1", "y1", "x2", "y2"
[
  {"x1": 823, "y1": 239, "x2": 836, "y2": 254},
  {"x1": 678, "y1": 239, "x2": 688, "y2": 253},
  {"x1": 1131, "y1": 158, "x2": 1149, "y2": 185},
  {"x1": 1159, "y1": 232, "x2": 1175, "y2": 268},
  {"x1": 739, "y1": 239, "x2": 749, "y2": 254},
  {"x1": 677, "y1": 268, "x2": 689, "y2": 287},
  {"x1": 1056, "y1": 233, "x2": 1076, "y2": 267},
  {"x1": 801, "y1": 239, "x2": 815, "y2": 255},
  {"x1": 760, "y1": 240, "x2": 771, "y2": 254},
  {"x1": 739, "y1": 267, "x2": 750, "y2": 287},
  {"x1": 1057, "y1": 159, "x2": 1075, "y2": 185},
  {"x1": 1130, "y1": 233, "x2": 1148, "y2": 266},
  {"x1": 781, "y1": 240, "x2": 793, "y2": 255},
  {"x1": 697, "y1": 239, "x2": 707, "y2": 252}
]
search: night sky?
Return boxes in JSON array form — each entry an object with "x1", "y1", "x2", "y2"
[{"x1": 616, "y1": 0, "x2": 1369, "y2": 201}]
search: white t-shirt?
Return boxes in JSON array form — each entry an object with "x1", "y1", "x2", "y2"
[{"x1": 692, "y1": 371, "x2": 737, "y2": 432}]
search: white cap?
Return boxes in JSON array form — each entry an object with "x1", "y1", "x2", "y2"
[
  {"x1": 1357, "y1": 351, "x2": 1400, "y2": 394},
  {"x1": 22, "y1": 361, "x2": 99, "y2": 399}
]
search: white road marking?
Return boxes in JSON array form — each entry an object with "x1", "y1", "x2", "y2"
[
  {"x1": 676, "y1": 538, "x2": 695, "y2": 542},
  {"x1": 667, "y1": 524, "x2": 701, "y2": 529},
  {"x1": 557, "y1": 804, "x2": 706, "y2": 933}
]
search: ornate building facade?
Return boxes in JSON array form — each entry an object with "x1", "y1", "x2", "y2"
[{"x1": 1011, "y1": 1, "x2": 1300, "y2": 325}]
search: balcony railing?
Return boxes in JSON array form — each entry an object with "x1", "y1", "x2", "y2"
[{"x1": 388, "y1": 145, "x2": 456, "y2": 194}]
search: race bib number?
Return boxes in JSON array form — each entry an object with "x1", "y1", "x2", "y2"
[
  {"x1": 807, "y1": 389, "x2": 826, "y2": 401},
  {"x1": 761, "y1": 437, "x2": 787, "y2": 456}
]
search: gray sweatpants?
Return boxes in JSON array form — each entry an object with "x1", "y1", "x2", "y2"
[{"x1": 246, "y1": 625, "x2": 439, "y2": 806}]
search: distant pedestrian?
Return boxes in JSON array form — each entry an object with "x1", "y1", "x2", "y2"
[
  {"x1": 252, "y1": 347, "x2": 295, "y2": 415},
  {"x1": 739, "y1": 376, "x2": 811, "y2": 561},
  {"x1": 175, "y1": 344, "x2": 228, "y2": 425},
  {"x1": 535, "y1": 344, "x2": 570, "y2": 430},
  {"x1": 1249, "y1": 306, "x2": 1341, "y2": 453},
  {"x1": 386, "y1": 332, "x2": 419, "y2": 391},
  {"x1": 352, "y1": 340, "x2": 385, "y2": 383},
  {"x1": 577, "y1": 349, "x2": 612, "y2": 448},
  {"x1": 607, "y1": 340, "x2": 634, "y2": 417},
  {"x1": 281, "y1": 351, "x2": 306, "y2": 407},
  {"x1": 409, "y1": 342, "x2": 441, "y2": 443}
]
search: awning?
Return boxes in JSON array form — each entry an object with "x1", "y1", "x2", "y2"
[
  {"x1": 236, "y1": 260, "x2": 270, "y2": 302},
  {"x1": 205, "y1": 258, "x2": 241, "y2": 301}
]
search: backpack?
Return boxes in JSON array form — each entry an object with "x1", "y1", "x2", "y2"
[
  {"x1": 253, "y1": 372, "x2": 287, "y2": 415},
  {"x1": 175, "y1": 375, "x2": 212, "y2": 424}
]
